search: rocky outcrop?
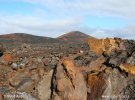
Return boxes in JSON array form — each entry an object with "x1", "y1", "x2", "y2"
[
  {"x1": 119, "y1": 63, "x2": 135, "y2": 75},
  {"x1": 101, "y1": 69, "x2": 127, "y2": 100},
  {"x1": 87, "y1": 73, "x2": 106, "y2": 100},
  {"x1": 87, "y1": 37, "x2": 127, "y2": 55},
  {"x1": 0, "y1": 37, "x2": 135, "y2": 100},
  {"x1": 52, "y1": 57, "x2": 87, "y2": 100},
  {"x1": 37, "y1": 70, "x2": 53, "y2": 100}
]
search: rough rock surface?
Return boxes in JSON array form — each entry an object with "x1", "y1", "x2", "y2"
[
  {"x1": 0, "y1": 37, "x2": 135, "y2": 100},
  {"x1": 52, "y1": 57, "x2": 87, "y2": 100},
  {"x1": 0, "y1": 93, "x2": 4, "y2": 100},
  {"x1": 87, "y1": 38, "x2": 119, "y2": 55},
  {"x1": 37, "y1": 70, "x2": 53, "y2": 100}
]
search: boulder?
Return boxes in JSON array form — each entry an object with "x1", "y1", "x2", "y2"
[
  {"x1": 0, "y1": 53, "x2": 13, "y2": 65},
  {"x1": 52, "y1": 57, "x2": 87, "y2": 100},
  {"x1": 87, "y1": 38, "x2": 118, "y2": 55},
  {"x1": 87, "y1": 73, "x2": 106, "y2": 100},
  {"x1": 119, "y1": 63, "x2": 135, "y2": 75},
  {"x1": 126, "y1": 51, "x2": 135, "y2": 65},
  {"x1": 101, "y1": 69, "x2": 127, "y2": 100},
  {"x1": 109, "y1": 51, "x2": 127, "y2": 66},
  {"x1": 6, "y1": 69, "x2": 37, "y2": 94},
  {"x1": 3, "y1": 53, "x2": 13, "y2": 62},
  {"x1": 36, "y1": 70, "x2": 53, "y2": 100},
  {"x1": 120, "y1": 74, "x2": 135, "y2": 100},
  {"x1": 88, "y1": 56, "x2": 105, "y2": 71},
  {"x1": 11, "y1": 63, "x2": 18, "y2": 70}
]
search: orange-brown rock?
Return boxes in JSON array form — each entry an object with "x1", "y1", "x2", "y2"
[
  {"x1": 62, "y1": 57, "x2": 76, "y2": 69},
  {"x1": 87, "y1": 38, "x2": 118, "y2": 55},
  {"x1": 0, "y1": 93, "x2": 4, "y2": 100},
  {"x1": 37, "y1": 67, "x2": 45, "y2": 78},
  {"x1": 87, "y1": 74, "x2": 106, "y2": 100},
  {"x1": 3, "y1": 53, "x2": 13, "y2": 62},
  {"x1": 87, "y1": 38, "x2": 104, "y2": 55},
  {"x1": 119, "y1": 63, "x2": 135, "y2": 74},
  {"x1": 52, "y1": 57, "x2": 87, "y2": 100},
  {"x1": 62, "y1": 57, "x2": 76, "y2": 78}
]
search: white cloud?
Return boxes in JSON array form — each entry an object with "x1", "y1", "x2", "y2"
[
  {"x1": 1, "y1": 13, "x2": 135, "y2": 39},
  {"x1": 16, "y1": 0, "x2": 135, "y2": 19},
  {"x1": 0, "y1": 14, "x2": 83, "y2": 37},
  {"x1": 1, "y1": 0, "x2": 135, "y2": 39}
]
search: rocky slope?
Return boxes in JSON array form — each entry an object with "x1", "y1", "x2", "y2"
[
  {"x1": 0, "y1": 33, "x2": 61, "y2": 44},
  {"x1": 0, "y1": 35, "x2": 135, "y2": 100},
  {"x1": 57, "y1": 31, "x2": 93, "y2": 44}
]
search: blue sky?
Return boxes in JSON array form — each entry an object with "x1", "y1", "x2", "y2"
[
  {"x1": 0, "y1": 1, "x2": 39, "y2": 16},
  {"x1": 0, "y1": 0, "x2": 135, "y2": 39},
  {"x1": 85, "y1": 16, "x2": 128, "y2": 29}
]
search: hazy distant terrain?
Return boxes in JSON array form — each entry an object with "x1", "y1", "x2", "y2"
[{"x1": 0, "y1": 31, "x2": 92, "y2": 44}]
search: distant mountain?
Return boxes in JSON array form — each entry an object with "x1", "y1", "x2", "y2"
[
  {"x1": 0, "y1": 31, "x2": 94, "y2": 45},
  {"x1": 57, "y1": 31, "x2": 93, "y2": 44},
  {"x1": 0, "y1": 33, "x2": 61, "y2": 44}
]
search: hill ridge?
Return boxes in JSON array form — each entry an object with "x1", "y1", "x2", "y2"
[{"x1": 57, "y1": 31, "x2": 93, "y2": 44}]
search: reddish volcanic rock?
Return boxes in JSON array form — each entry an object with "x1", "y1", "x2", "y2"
[
  {"x1": 3, "y1": 53, "x2": 13, "y2": 62},
  {"x1": 119, "y1": 63, "x2": 135, "y2": 75},
  {"x1": 87, "y1": 74, "x2": 106, "y2": 100},
  {"x1": 0, "y1": 93, "x2": 4, "y2": 100},
  {"x1": 52, "y1": 57, "x2": 87, "y2": 100},
  {"x1": 87, "y1": 38, "x2": 119, "y2": 55}
]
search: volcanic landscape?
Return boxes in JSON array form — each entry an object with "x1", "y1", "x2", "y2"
[{"x1": 0, "y1": 31, "x2": 135, "y2": 100}]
